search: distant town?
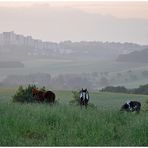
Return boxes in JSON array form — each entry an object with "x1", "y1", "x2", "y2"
[
  {"x1": 0, "y1": 31, "x2": 58, "y2": 50},
  {"x1": 0, "y1": 31, "x2": 147, "y2": 60},
  {"x1": 0, "y1": 32, "x2": 148, "y2": 89}
]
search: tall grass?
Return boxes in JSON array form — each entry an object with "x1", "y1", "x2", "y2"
[
  {"x1": 0, "y1": 102, "x2": 148, "y2": 146},
  {"x1": 0, "y1": 88, "x2": 148, "y2": 146}
]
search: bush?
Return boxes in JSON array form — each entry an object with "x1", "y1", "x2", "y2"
[
  {"x1": 69, "y1": 91, "x2": 80, "y2": 105},
  {"x1": 101, "y1": 86, "x2": 128, "y2": 93},
  {"x1": 12, "y1": 85, "x2": 48, "y2": 103},
  {"x1": 133, "y1": 84, "x2": 148, "y2": 95},
  {"x1": 101, "y1": 84, "x2": 148, "y2": 95},
  {"x1": 12, "y1": 85, "x2": 36, "y2": 103}
]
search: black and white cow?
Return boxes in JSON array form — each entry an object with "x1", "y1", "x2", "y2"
[
  {"x1": 80, "y1": 88, "x2": 89, "y2": 109},
  {"x1": 120, "y1": 101, "x2": 141, "y2": 113}
]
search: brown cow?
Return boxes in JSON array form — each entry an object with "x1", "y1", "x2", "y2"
[
  {"x1": 44, "y1": 91, "x2": 55, "y2": 103},
  {"x1": 32, "y1": 88, "x2": 55, "y2": 103},
  {"x1": 32, "y1": 88, "x2": 45, "y2": 102}
]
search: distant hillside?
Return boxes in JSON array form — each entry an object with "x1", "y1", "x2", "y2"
[
  {"x1": 101, "y1": 84, "x2": 148, "y2": 95},
  {"x1": 117, "y1": 48, "x2": 148, "y2": 63},
  {"x1": 0, "y1": 32, "x2": 148, "y2": 61},
  {"x1": 0, "y1": 61, "x2": 24, "y2": 68}
]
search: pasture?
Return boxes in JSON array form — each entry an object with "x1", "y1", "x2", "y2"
[
  {"x1": 0, "y1": 88, "x2": 148, "y2": 146},
  {"x1": 22, "y1": 58, "x2": 148, "y2": 76},
  {"x1": 1, "y1": 58, "x2": 147, "y2": 77},
  {"x1": 1, "y1": 58, "x2": 148, "y2": 90}
]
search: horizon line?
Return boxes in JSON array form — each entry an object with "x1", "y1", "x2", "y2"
[{"x1": 0, "y1": 31, "x2": 147, "y2": 46}]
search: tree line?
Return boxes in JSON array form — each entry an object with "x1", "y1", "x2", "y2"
[{"x1": 101, "y1": 84, "x2": 148, "y2": 95}]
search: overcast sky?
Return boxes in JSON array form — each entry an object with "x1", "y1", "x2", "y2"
[{"x1": 0, "y1": 1, "x2": 148, "y2": 44}]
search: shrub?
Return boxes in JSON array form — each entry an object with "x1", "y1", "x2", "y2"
[
  {"x1": 69, "y1": 91, "x2": 80, "y2": 105},
  {"x1": 101, "y1": 84, "x2": 148, "y2": 95},
  {"x1": 12, "y1": 85, "x2": 48, "y2": 103},
  {"x1": 12, "y1": 85, "x2": 36, "y2": 103},
  {"x1": 133, "y1": 84, "x2": 148, "y2": 95},
  {"x1": 101, "y1": 86, "x2": 128, "y2": 93}
]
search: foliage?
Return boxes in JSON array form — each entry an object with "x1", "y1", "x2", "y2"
[
  {"x1": 101, "y1": 84, "x2": 148, "y2": 95},
  {"x1": 133, "y1": 84, "x2": 148, "y2": 95},
  {"x1": 101, "y1": 86, "x2": 128, "y2": 93},
  {"x1": 12, "y1": 85, "x2": 36, "y2": 103},
  {"x1": 69, "y1": 91, "x2": 80, "y2": 105},
  {"x1": 12, "y1": 85, "x2": 47, "y2": 103}
]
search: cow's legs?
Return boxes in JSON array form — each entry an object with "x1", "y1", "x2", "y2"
[
  {"x1": 85, "y1": 100, "x2": 88, "y2": 109},
  {"x1": 80, "y1": 101, "x2": 82, "y2": 109},
  {"x1": 85, "y1": 104, "x2": 87, "y2": 109}
]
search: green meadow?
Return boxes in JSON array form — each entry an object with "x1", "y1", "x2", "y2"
[{"x1": 0, "y1": 88, "x2": 148, "y2": 146}]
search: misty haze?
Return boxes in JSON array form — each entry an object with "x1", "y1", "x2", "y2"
[
  {"x1": 1, "y1": 1, "x2": 148, "y2": 146},
  {"x1": 0, "y1": 2, "x2": 148, "y2": 90},
  {"x1": 1, "y1": 30, "x2": 148, "y2": 90}
]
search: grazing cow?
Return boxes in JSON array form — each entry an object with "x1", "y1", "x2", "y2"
[
  {"x1": 32, "y1": 88, "x2": 45, "y2": 102},
  {"x1": 80, "y1": 88, "x2": 89, "y2": 109},
  {"x1": 44, "y1": 91, "x2": 55, "y2": 103},
  {"x1": 120, "y1": 100, "x2": 141, "y2": 113},
  {"x1": 32, "y1": 88, "x2": 55, "y2": 103}
]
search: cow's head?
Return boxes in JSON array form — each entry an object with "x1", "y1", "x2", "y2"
[{"x1": 120, "y1": 103, "x2": 130, "y2": 112}]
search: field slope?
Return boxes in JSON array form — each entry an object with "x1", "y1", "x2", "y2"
[{"x1": 0, "y1": 88, "x2": 148, "y2": 146}]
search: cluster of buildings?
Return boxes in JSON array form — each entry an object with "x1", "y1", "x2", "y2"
[{"x1": 0, "y1": 31, "x2": 58, "y2": 50}]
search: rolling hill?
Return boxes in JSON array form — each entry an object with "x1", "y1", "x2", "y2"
[{"x1": 117, "y1": 48, "x2": 148, "y2": 63}]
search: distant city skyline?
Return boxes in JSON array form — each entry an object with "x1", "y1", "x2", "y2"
[
  {"x1": 0, "y1": 1, "x2": 148, "y2": 44},
  {"x1": 0, "y1": 31, "x2": 58, "y2": 50}
]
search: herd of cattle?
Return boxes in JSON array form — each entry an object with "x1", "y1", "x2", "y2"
[{"x1": 32, "y1": 88, "x2": 141, "y2": 113}]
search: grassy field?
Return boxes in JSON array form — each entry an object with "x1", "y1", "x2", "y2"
[
  {"x1": 1, "y1": 58, "x2": 147, "y2": 76},
  {"x1": 1, "y1": 58, "x2": 148, "y2": 91},
  {"x1": 0, "y1": 88, "x2": 148, "y2": 146},
  {"x1": 23, "y1": 58, "x2": 148, "y2": 76}
]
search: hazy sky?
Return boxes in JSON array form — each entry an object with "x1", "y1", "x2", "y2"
[{"x1": 0, "y1": 1, "x2": 148, "y2": 44}]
